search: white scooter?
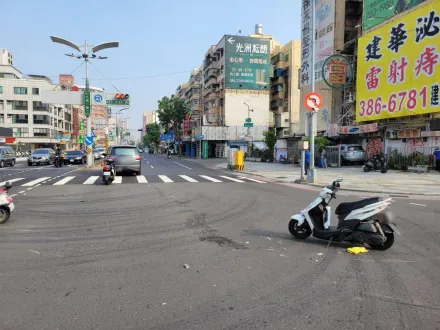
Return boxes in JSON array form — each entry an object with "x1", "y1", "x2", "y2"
[
  {"x1": 288, "y1": 179, "x2": 400, "y2": 250},
  {"x1": 0, "y1": 182, "x2": 14, "y2": 224}
]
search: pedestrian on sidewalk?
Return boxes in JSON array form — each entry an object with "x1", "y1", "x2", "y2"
[
  {"x1": 434, "y1": 147, "x2": 440, "y2": 172},
  {"x1": 321, "y1": 149, "x2": 328, "y2": 169},
  {"x1": 305, "y1": 149, "x2": 310, "y2": 175}
]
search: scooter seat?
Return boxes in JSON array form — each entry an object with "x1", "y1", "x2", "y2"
[{"x1": 335, "y1": 197, "x2": 381, "y2": 215}]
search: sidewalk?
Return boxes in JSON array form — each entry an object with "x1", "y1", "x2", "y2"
[{"x1": 215, "y1": 162, "x2": 440, "y2": 196}]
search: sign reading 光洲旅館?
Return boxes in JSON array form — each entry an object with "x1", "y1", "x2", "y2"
[
  {"x1": 224, "y1": 35, "x2": 270, "y2": 90},
  {"x1": 362, "y1": 0, "x2": 427, "y2": 31},
  {"x1": 356, "y1": 5, "x2": 440, "y2": 123}
]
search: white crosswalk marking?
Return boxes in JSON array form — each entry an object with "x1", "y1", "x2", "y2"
[
  {"x1": 199, "y1": 175, "x2": 222, "y2": 183},
  {"x1": 158, "y1": 175, "x2": 173, "y2": 183},
  {"x1": 53, "y1": 176, "x2": 75, "y2": 185},
  {"x1": 219, "y1": 176, "x2": 245, "y2": 183},
  {"x1": 136, "y1": 175, "x2": 148, "y2": 183},
  {"x1": 0, "y1": 178, "x2": 25, "y2": 186},
  {"x1": 238, "y1": 177, "x2": 267, "y2": 183},
  {"x1": 22, "y1": 177, "x2": 51, "y2": 186},
  {"x1": 113, "y1": 176, "x2": 122, "y2": 184},
  {"x1": 179, "y1": 175, "x2": 198, "y2": 182},
  {"x1": 83, "y1": 176, "x2": 99, "y2": 184}
]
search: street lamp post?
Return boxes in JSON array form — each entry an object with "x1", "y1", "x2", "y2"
[
  {"x1": 119, "y1": 116, "x2": 130, "y2": 145},
  {"x1": 243, "y1": 102, "x2": 254, "y2": 137},
  {"x1": 50, "y1": 36, "x2": 119, "y2": 167},
  {"x1": 113, "y1": 108, "x2": 128, "y2": 145}
]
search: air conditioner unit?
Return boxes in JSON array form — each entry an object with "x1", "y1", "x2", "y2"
[{"x1": 385, "y1": 130, "x2": 396, "y2": 139}]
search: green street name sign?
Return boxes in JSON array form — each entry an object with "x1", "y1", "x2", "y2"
[
  {"x1": 84, "y1": 91, "x2": 91, "y2": 117},
  {"x1": 244, "y1": 122, "x2": 254, "y2": 128},
  {"x1": 106, "y1": 100, "x2": 130, "y2": 106},
  {"x1": 245, "y1": 118, "x2": 252, "y2": 123}
]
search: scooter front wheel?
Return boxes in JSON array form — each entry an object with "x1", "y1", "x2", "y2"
[
  {"x1": 0, "y1": 206, "x2": 11, "y2": 224},
  {"x1": 288, "y1": 219, "x2": 312, "y2": 239}
]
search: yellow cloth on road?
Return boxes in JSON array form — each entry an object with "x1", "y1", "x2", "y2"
[{"x1": 346, "y1": 247, "x2": 369, "y2": 254}]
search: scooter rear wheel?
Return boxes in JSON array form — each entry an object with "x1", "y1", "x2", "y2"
[
  {"x1": 369, "y1": 232, "x2": 394, "y2": 250},
  {"x1": 288, "y1": 219, "x2": 312, "y2": 239},
  {"x1": 0, "y1": 206, "x2": 11, "y2": 224}
]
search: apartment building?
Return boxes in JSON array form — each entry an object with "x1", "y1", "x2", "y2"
[
  {"x1": 0, "y1": 55, "x2": 73, "y2": 152},
  {"x1": 270, "y1": 40, "x2": 301, "y2": 139}
]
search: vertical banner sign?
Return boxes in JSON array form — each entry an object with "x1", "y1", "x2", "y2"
[
  {"x1": 202, "y1": 140, "x2": 208, "y2": 159},
  {"x1": 224, "y1": 35, "x2": 270, "y2": 90},
  {"x1": 300, "y1": 0, "x2": 313, "y2": 86},
  {"x1": 314, "y1": 0, "x2": 335, "y2": 82},
  {"x1": 356, "y1": 6, "x2": 440, "y2": 122},
  {"x1": 84, "y1": 91, "x2": 91, "y2": 117},
  {"x1": 362, "y1": 0, "x2": 427, "y2": 31}
]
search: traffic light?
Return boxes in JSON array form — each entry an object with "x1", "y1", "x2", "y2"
[{"x1": 115, "y1": 93, "x2": 129, "y2": 100}]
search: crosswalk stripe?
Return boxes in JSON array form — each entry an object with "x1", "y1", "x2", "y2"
[
  {"x1": 113, "y1": 176, "x2": 122, "y2": 184},
  {"x1": 136, "y1": 175, "x2": 148, "y2": 183},
  {"x1": 219, "y1": 175, "x2": 245, "y2": 183},
  {"x1": 199, "y1": 175, "x2": 222, "y2": 183},
  {"x1": 22, "y1": 177, "x2": 51, "y2": 186},
  {"x1": 0, "y1": 178, "x2": 25, "y2": 186},
  {"x1": 83, "y1": 176, "x2": 99, "y2": 184},
  {"x1": 238, "y1": 177, "x2": 267, "y2": 183},
  {"x1": 53, "y1": 176, "x2": 75, "y2": 185},
  {"x1": 158, "y1": 175, "x2": 173, "y2": 183},
  {"x1": 179, "y1": 175, "x2": 198, "y2": 182}
]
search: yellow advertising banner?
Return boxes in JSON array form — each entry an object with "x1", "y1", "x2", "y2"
[{"x1": 356, "y1": 2, "x2": 440, "y2": 122}]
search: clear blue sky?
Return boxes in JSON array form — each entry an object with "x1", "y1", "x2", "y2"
[{"x1": 2, "y1": 0, "x2": 301, "y2": 131}]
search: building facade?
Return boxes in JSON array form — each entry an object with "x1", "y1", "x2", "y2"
[{"x1": 0, "y1": 57, "x2": 73, "y2": 152}]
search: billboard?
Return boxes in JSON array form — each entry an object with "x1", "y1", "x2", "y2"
[
  {"x1": 363, "y1": 0, "x2": 427, "y2": 31},
  {"x1": 356, "y1": 6, "x2": 440, "y2": 122},
  {"x1": 224, "y1": 35, "x2": 270, "y2": 90},
  {"x1": 300, "y1": 0, "x2": 335, "y2": 86}
]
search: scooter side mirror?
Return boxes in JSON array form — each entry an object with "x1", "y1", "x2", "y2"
[{"x1": 5, "y1": 182, "x2": 12, "y2": 190}]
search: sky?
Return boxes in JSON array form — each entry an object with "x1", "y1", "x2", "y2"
[{"x1": 2, "y1": 0, "x2": 301, "y2": 132}]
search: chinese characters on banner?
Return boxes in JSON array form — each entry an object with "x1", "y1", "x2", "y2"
[
  {"x1": 225, "y1": 35, "x2": 270, "y2": 90},
  {"x1": 300, "y1": 0, "x2": 313, "y2": 86},
  {"x1": 183, "y1": 119, "x2": 190, "y2": 135},
  {"x1": 338, "y1": 123, "x2": 379, "y2": 134},
  {"x1": 397, "y1": 129, "x2": 421, "y2": 139},
  {"x1": 356, "y1": 6, "x2": 440, "y2": 122}
]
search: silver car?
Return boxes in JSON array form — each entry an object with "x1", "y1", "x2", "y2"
[
  {"x1": 28, "y1": 148, "x2": 55, "y2": 166},
  {"x1": 340, "y1": 144, "x2": 366, "y2": 164}
]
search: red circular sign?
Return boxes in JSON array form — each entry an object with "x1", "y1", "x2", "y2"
[{"x1": 366, "y1": 139, "x2": 383, "y2": 158}]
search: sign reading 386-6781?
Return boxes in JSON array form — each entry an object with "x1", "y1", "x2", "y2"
[{"x1": 356, "y1": 6, "x2": 440, "y2": 122}]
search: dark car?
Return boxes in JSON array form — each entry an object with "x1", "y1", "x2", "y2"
[
  {"x1": 106, "y1": 145, "x2": 141, "y2": 175},
  {"x1": 148, "y1": 148, "x2": 154, "y2": 154},
  {"x1": 28, "y1": 148, "x2": 55, "y2": 166},
  {"x1": 63, "y1": 150, "x2": 87, "y2": 164}
]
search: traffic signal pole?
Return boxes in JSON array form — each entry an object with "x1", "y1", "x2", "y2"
[{"x1": 84, "y1": 40, "x2": 93, "y2": 167}]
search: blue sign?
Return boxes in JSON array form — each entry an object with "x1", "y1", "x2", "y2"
[
  {"x1": 94, "y1": 94, "x2": 103, "y2": 103},
  {"x1": 91, "y1": 129, "x2": 96, "y2": 137},
  {"x1": 348, "y1": 127, "x2": 360, "y2": 133},
  {"x1": 160, "y1": 132, "x2": 174, "y2": 141},
  {"x1": 85, "y1": 136, "x2": 93, "y2": 146},
  {"x1": 196, "y1": 134, "x2": 204, "y2": 139},
  {"x1": 56, "y1": 134, "x2": 61, "y2": 139}
]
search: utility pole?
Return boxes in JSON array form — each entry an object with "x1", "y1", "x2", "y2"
[
  {"x1": 50, "y1": 36, "x2": 119, "y2": 167},
  {"x1": 308, "y1": 1, "x2": 317, "y2": 181},
  {"x1": 199, "y1": 70, "x2": 204, "y2": 159}
]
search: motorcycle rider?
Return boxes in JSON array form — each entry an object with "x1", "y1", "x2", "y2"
[
  {"x1": 373, "y1": 149, "x2": 384, "y2": 168},
  {"x1": 55, "y1": 146, "x2": 62, "y2": 167}
]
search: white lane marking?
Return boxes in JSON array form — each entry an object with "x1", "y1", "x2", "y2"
[
  {"x1": 137, "y1": 175, "x2": 148, "y2": 183},
  {"x1": 83, "y1": 176, "x2": 99, "y2": 184},
  {"x1": 53, "y1": 176, "x2": 76, "y2": 185},
  {"x1": 113, "y1": 176, "x2": 122, "y2": 184},
  {"x1": 146, "y1": 161, "x2": 149, "y2": 164},
  {"x1": 158, "y1": 175, "x2": 173, "y2": 183},
  {"x1": 173, "y1": 161, "x2": 192, "y2": 170},
  {"x1": 238, "y1": 176, "x2": 267, "y2": 183},
  {"x1": 409, "y1": 203, "x2": 426, "y2": 207},
  {"x1": 179, "y1": 175, "x2": 198, "y2": 182},
  {"x1": 219, "y1": 176, "x2": 245, "y2": 183},
  {"x1": 0, "y1": 178, "x2": 26, "y2": 185},
  {"x1": 10, "y1": 194, "x2": 17, "y2": 197},
  {"x1": 151, "y1": 165, "x2": 154, "y2": 168},
  {"x1": 199, "y1": 175, "x2": 222, "y2": 183},
  {"x1": 22, "y1": 177, "x2": 51, "y2": 186},
  {"x1": 18, "y1": 190, "x2": 25, "y2": 194}
]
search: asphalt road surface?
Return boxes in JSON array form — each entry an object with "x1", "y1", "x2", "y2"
[{"x1": 1, "y1": 155, "x2": 439, "y2": 329}]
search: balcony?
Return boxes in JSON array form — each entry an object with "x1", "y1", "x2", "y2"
[
  {"x1": 270, "y1": 99, "x2": 283, "y2": 110},
  {"x1": 271, "y1": 84, "x2": 285, "y2": 94},
  {"x1": 204, "y1": 68, "x2": 218, "y2": 83},
  {"x1": 271, "y1": 52, "x2": 285, "y2": 65},
  {"x1": 12, "y1": 101, "x2": 28, "y2": 111}
]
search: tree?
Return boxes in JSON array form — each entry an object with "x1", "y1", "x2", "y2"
[
  {"x1": 143, "y1": 123, "x2": 161, "y2": 150},
  {"x1": 263, "y1": 129, "x2": 277, "y2": 162},
  {"x1": 157, "y1": 95, "x2": 188, "y2": 156},
  {"x1": 304, "y1": 136, "x2": 330, "y2": 153}
]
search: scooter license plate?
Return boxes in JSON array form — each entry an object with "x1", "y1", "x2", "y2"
[
  {"x1": 70, "y1": 159, "x2": 74, "y2": 162},
  {"x1": 103, "y1": 171, "x2": 111, "y2": 175},
  {"x1": 9, "y1": 203, "x2": 15, "y2": 212}
]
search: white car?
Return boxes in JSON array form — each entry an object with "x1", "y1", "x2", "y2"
[{"x1": 92, "y1": 149, "x2": 102, "y2": 160}]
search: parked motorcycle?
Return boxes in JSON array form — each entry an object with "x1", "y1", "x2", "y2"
[
  {"x1": 102, "y1": 157, "x2": 115, "y2": 185},
  {"x1": 363, "y1": 156, "x2": 388, "y2": 173},
  {"x1": 288, "y1": 179, "x2": 399, "y2": 250},
  {"x1": 0, "y1": 182, "x2": 14, "y2": 224}
]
